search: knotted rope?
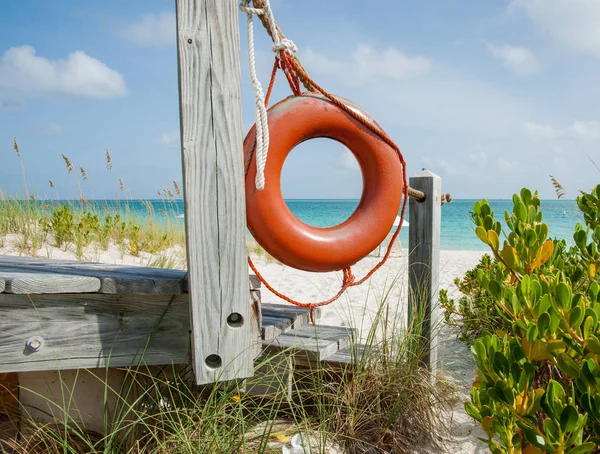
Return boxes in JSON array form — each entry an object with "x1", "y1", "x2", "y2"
[{"x1": 240, "y1": 0, "x2": 301, "y2": 190}]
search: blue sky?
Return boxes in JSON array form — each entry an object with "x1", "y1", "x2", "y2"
[{"x1": 1, "y1": 0, "x2": 599, "y2": 200}]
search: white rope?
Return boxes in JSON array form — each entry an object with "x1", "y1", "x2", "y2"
[{"x1": 239, "y1": 0, "x2": 297, "y2": 191}]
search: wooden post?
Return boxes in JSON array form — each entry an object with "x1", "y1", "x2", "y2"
[
  {"x1": 176, "y1": 0, "x2": 251, "y2": 384},
  {"x1": 408, "y1": 169, "x2": 441, "y2": 375}
]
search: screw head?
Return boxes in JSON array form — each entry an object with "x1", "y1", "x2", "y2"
[{"x1": 26, "y1": 336, "x2": 44, "y2": 352}]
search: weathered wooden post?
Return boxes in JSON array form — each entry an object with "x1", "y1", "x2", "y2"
[
  {"x1": 408, "y1": 169, "x2": 442, "y2": 375},
  {"x1": 176, "y1": 0, "x2": 252, "y2": 384}
]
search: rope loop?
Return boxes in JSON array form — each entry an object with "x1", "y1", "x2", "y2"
[
  {"x1": 239, "y1": 3, "x2": 263, "y2": 15},
  {"x1": 272, "y1": 38, "x2": 297, "y2": 54}
]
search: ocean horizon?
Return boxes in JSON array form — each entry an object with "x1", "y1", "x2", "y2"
[{"x1": 25, "y1": 198, "x2": 583, "y2": 252}]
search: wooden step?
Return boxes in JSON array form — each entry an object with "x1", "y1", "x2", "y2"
[
  {"x1": 260, "y1": 304, "x2": 320, "y2": 340},
  {"x1": 262, "y1": 325, "x2": 355, "y2": 362},
  {"x1": 322, "y1": 343, "x2": 372, "y2": 367}
]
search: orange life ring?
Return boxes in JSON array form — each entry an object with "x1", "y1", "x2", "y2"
[{"x1": 244, "y1": 93, "x2": 404, "y2": 273}]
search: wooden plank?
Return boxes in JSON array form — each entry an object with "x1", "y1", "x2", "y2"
[
  {"x1": 0, "y1": 256, "x2": 184, "y2": 295},
  {"x1": 320, "y1": 344, "x2": 371, "y2": 367},
  {"x1": 0, "y1": 277, "x2": 4, "y2": 293},
  {"x1": 262, "y1": 314, "x2": 293, "y2": 340},
  {"x1": 408, "y1": 169, "x2": 442, "y2": 374},
  {"x1": 262, "y1": 335, "x2": 339, "y2": 362},
  {"x1": 283, "y1": 325, "x2": 355, "y2": 350},
  {"x1": 0, "y1": 293, "x2": 190, "y2": 373},
  {"x1": 249, "y1": 274, "x2": 261, "y2": 289},
  {"x1": 176, "y1": 0, "x2": 250, "y2": 384},
  {"x1": 262, "y1": 304, "x2": 318, "y2": 326},
  {"x1": 183, "y1": 273, "x2": 259, "y2": 293},
  {"x1": 0, "y1": 269, "x2": 100, "y2": 294}
]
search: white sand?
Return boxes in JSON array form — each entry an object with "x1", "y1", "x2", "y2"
[{"x1": 0, "y1": 234, "x2": 488, "y2": 452}]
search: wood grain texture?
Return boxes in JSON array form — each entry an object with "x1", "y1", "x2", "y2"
[
  {"x1": 283, "y1": 325, "x2": 355, "y2": 350},
  {"x1": 0, "y1": 269, "x2": 100, "y2": 294},
  {"x1": 250, "y1": 288, "x2": 262, "y2": 359},
  {"x1": 0, "y1": 277, "x2": 4, "y2": 293},
  {"x1": 0, "y1": 256, "x2": 184, "y2": 294},
  {"x1": 262, "y1": 336, "x2": 339, "y2": 362},
  {"x1": 0, "y1": 293, "x2": 190, "y2": 373},
  {"x1": 408, "y1": 169, "x2": 442, "y2": 374},
  {"x1": 176, "y1": 0, "x2": 250, "y2": 384},
  {"x1": 261, "y1": 304, "x2": 318, "y2": 340}
]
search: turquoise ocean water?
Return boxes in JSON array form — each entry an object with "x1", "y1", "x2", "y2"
[{"x1": 53, "y1": 198, "x2": 583, "y2": 252}]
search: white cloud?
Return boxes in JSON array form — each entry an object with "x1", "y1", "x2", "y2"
[
  {"x1": 469, "y1": 151, "x2": 488, "y2": 166},
  {"x1": 486, "y1": 44, "x2": 540, "y2": 75},
  {"x1": 510, "y1": 0, "x2": 600, "y2": 58},
  {"x1": 341, "y1": 150, "x2": 359, "y2": 171},
  {"x1": 41, "y1": 122, "x2": 63, "y2": 134},
  {"x1": 303, "y1": 46, "x2": 537, "y2": 140},
  {"x1": 122, "y1": 12, "x2": 175, "y2": 47},
  {"x1": 524, "y1": 121, "x2": 600, "y2": 140},
  {"x1": 303, "y1": 44, "x2": 430, "y2": 88},
  {"x1": 0, "y1": 46, "x2": 126, "y2": 99},
  {"x1": 155, "y1": 129, "x2": 180, "y2": 148},
  {"x1": 421, "y1": 156, "x2": 462, "y2": 175},
  {"x1": 498, "y1": 158, "x2": 519, "y2": 170}
]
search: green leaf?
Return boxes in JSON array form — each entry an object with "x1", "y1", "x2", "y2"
[
  {"x1": 472, "y1": 339, "x2": 487, "y2": 362},
  {"x1": 557, "y1": 353, "x2": 581, "y2": 379},
  {"x1": 524, "y1": 429, "x2": 548, "y2": 450},
  {"x1": 547, "y1": 339, "x2": 566, "y2": 356},
  {"x1": 566, "y1": 443, "x2": 595, "y2": 454},
  {"x1": 536, "y1": 295, "x2": 551, "y2": 317},
  {"x1": 538, "y1": 223, "x2": 549, "y2": 242},
  {"x1": 537, "y1": 312, "x2": 550, "y2": 335},
  {"x1": 484, "y1": 215, "x2": 494, "y2": 231},
  {"x1": 525, "y1": 228, "x2": 537, "y2": 247},
  {"x1": 569, "y1": 306, "x2": 584, "y2": 330},
  {"x1": 521, "y1": 188, "x2": 532, "y2": 205},
  {"x1": 584, "y1": 335, "x2": 600, "y2": 355},
  {"x1": 493, "y1": 351, "x2": 509, "y2": 376},
  {"x1": 488, "y1": 280, "x2": 502, "y2": 300},
  {"x1": 487, "y1": 229, "x2": 500, "y2": 251},
  {"x1": 583, "y1": 316, "x2": 594, "y2": 339},
  {"x1": 549, "y1": 310, "x2": 561, "y2": 334},
  {"x1": 556, "y1": 282, "x2": 572, "y2": 311},
  {"x1": 502, "y1": 244, "x2": 519, "y2": 270},
  {"x1": 574, "y1": 229, "x2": 587, "y2": 250},
  {"x1": 560, "y1": 405, "x2": 579, "y2": 433},
  {"x1": 476, "y1": 226, "x2": 488, "y2": 244},
  {"x1": 514, "y1": 201, "x2": 527, "y2": 221},
  {"x1": 486, "y1": 387, "x2": 504, "y2": 404},
  {"x1": 464, "y1": 402, "x2": 481, "y2": 421},
  {"x1": 589, "y1": 282, "x2": 600, "y2": 302},
  {"x1": 495, "y1": 381, "x2": 514, "y2": 405},
  {"x1": 543, "y1": 418, "x2": 560, "y2": 444}
]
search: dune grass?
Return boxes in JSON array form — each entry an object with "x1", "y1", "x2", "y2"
[{"x1": 1, "y1": 142, "x2": 186, "y2": 265}]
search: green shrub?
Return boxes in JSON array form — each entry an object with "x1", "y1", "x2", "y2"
[
  {"x1": 463, "y1": 186, "x2": 600, "y2": 453},
  {"x1": 440, "y1": 253, "x2": 512, "y2": 343}
]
